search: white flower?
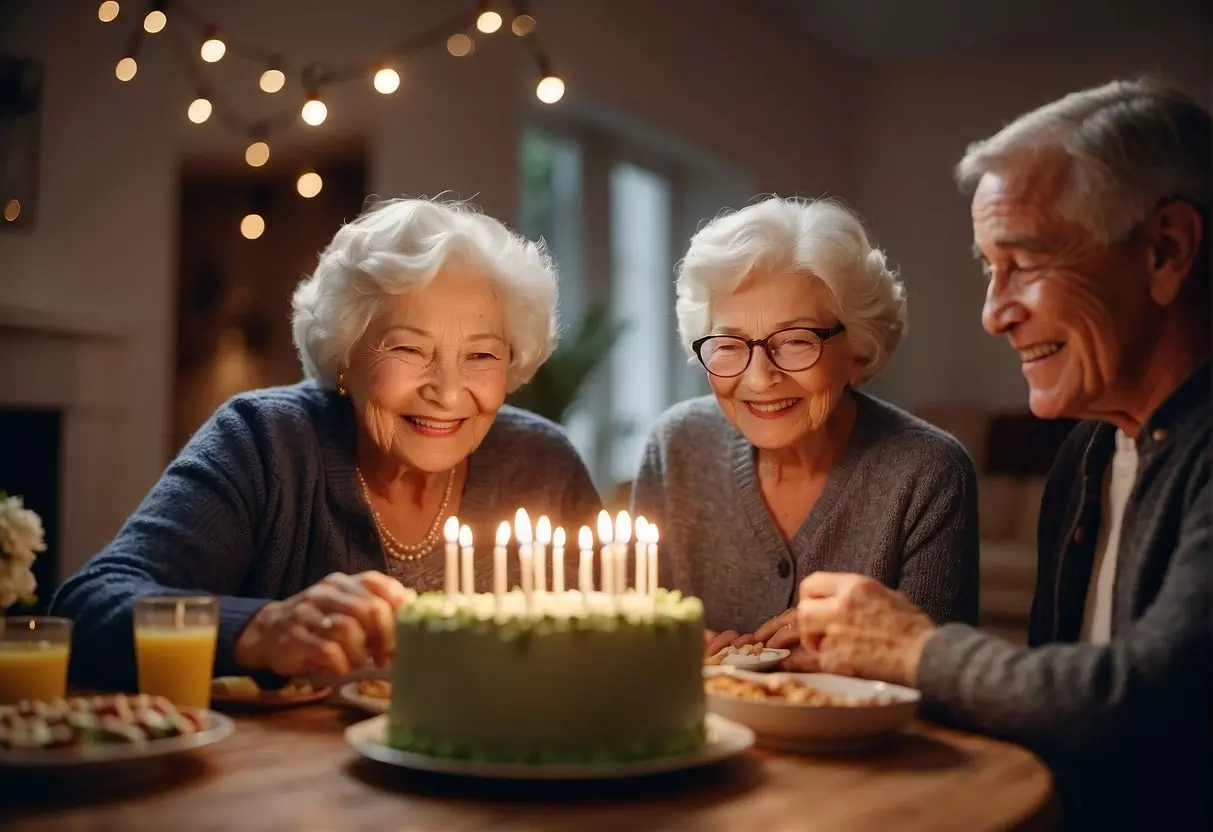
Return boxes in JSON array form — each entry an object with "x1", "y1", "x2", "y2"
[{"x1": 0, "y1": 494, "x2": 44, "y2": 609}]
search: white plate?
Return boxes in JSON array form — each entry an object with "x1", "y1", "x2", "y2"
[
  {"x1": 339, "y1": 681, "x2": 389, "y2": 715},
  {"x1": 211, "y1": 680, "x2": 332, "y2": 711},
  {"x1": 704, "y1": 666, "x2": 920, "y2": 751},
  {"x1": 718, "y1": 648, "x2": 791, "y2": 671},
  {"x1": 345, "y1": 713, "x2": 754, "y2": 780},
  {"x1": 0, "y1": 709, "x2": 235, "y2": 770}
]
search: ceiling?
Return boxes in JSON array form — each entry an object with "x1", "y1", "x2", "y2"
[{"x1": 763, "y1": 0, "x2": 1212, "y2": 61}]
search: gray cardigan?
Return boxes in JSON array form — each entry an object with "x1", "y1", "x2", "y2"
[
  {"x1": 50, "y1": 381, "x2": 603, "y2": 690},
  {"x1": 630, "y1": 391, "x2": 980, "y2": 634}
]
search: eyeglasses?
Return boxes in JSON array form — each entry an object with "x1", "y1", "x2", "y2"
[{"x1": 691, "y1": 324, "x2": 846, "y2": 378}]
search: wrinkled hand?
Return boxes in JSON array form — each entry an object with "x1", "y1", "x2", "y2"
[
  {"x1": 753, "y1": 608, "x2": 802, "y2": 650},
  {"x1": 797, "y1": 572, "x2": 936, "y2": 687},
  {"x1": 235, "y1": 571, "x2": 412, "y2": 678}
]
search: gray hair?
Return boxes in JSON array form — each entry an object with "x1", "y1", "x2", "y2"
[
  {"x1": 675, "y1": 197, "x2": 907, "y2": 385},
  {"x1": 955, "y1": 77, "x2": 1211, "y2": 242},
  {"x1": 291, "y1": 198, "x2": 558, "y2": 393}
]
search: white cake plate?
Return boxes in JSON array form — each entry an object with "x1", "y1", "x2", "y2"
[{"x1": 344, "y1": 713, "x2": 754, "y2": 780}]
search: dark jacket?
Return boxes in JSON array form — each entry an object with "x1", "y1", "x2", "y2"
[{"x1": 917, "y1": 362, "x2": 1211, "y2": 830}]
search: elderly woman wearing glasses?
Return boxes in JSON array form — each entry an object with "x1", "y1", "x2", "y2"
[
  {"x1": 631, "y1": 197, "x2": 979, "y2": 668},
  {"x1": 52, "y1": 198, "x2": 602, "y2": 690}
]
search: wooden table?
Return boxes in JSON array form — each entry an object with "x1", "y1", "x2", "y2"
[{"x1": 1, "y1": 704, "x2": 1058, "y2": 831}]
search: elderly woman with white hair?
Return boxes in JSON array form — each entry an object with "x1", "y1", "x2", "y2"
[
  {"x1": 630, "y1": 196, "x2": 979, "y2": 667},
  {"x1": 52, "y1": 198, "x2": 602, "y2": 689}
]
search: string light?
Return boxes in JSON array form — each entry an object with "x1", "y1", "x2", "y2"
[
  {"x1": 143, "y1": 9, "x2": 166, "y2": 34},
  {"x1": 446, "y1": 33, "x2": 474, "y2": 57},
  {"x1": 372, "y1": 62, "x2": 401, "y2": 94},
  {"x1": 244, "y1": 140, "x2": 270, "y2": 167},
  {"x1": 511, "y1": 14, "x2": 536, "y2": 36},
  {"x1": 98, "y1": 1, "x2": 120, "y2": 23},
  {"x1": 476, "y1": 3, "x2": 503, "y2": 34},
  {"x1": 301, "y1": 93, "x2": 327, "y2": 126},
  {"x1": 186, "y1": 95, "x2": 212, "y2": 123},
  {"x1": 115, "y1": 56, "x2": 138, "y2": 81},
  {"x1": 240, "y1": 213, "x2": 265, "y2": 240},
  {"x1": 296, "y1": 172, "x2": 323, "y2": 198},
  {"x1": 3, "y1": 199, "x2": 20, "y2": 223},
  {"x1": 535, "y1": 55, "x2": 564, "y2": 104},
  {"x1": 200, "y1": 29, "x2": 226, "y2": 62},
  {"x1": 259, "y1": 67, "x2": 285, "y2": 93}
]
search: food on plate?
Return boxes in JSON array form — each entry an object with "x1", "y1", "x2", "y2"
[
  {"x1": 705, "y1": 675, "x2": 892, "y2": 707},
  {"x1": 704, "y1": 642, "x2": 768, "y2": 665},
  {"x1": 211, "y1": 677, "x2": 314, "y2": 699},
  {"x1": 355, "y1": 678, "x2": 391, "y2": 700},
  {"x1": 0, "y1": 693, "x2": 204, "y2": 751},
  {"x1": 389, "y1": 588, "x2": 706, "y2": 763}
]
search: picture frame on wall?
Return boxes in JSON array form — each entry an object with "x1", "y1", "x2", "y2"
[{"x1": 0, "y1": 55, "x2": 41, "y2": 230}]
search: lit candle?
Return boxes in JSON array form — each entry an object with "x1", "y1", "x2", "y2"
[
  {"x1": 458, "y1": 523, "x2": 473, "y2": 603},
  {"x1": 493, "y1": 520, "x2": 510, "y2": 618},
  {"x1": 443, "y1": 516, "x2": 460, "y2": 600},
  {"x1": 614, "y1": 511, "x2": 631, "y2": 597},
  {"x1": 535, "y1": 515, "x2": 551, "y2": 596},
  {"x1": 516, "y1": 508, "x2": 534, "y2": 615},
  {"x1": 634, "y1": 516, "x2": 649, "y2": 598},
  {"x1": 552, "y1": 526, "x2": 567, "y2": 594},
  {"x1": 578, "y1": 525, "x2": 593, "y2": 598},
  {"x1": 647, "y1": 523, "x2": 660, "y2": 600},
  {"x1": 597, "y1": 509, "x2": 615, "y2": 602}
]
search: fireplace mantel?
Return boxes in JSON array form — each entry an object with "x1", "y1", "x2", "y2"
[{"x1": 0, "y1": 300, "x2": 133, "y2": 580}]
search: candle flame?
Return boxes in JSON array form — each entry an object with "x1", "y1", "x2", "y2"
[
  {"x1": 553, "y1": 526, "x2": 566, "y2": 548},
  {"x1": 443, "y1": 515, "x2": 460, "y2": 543},
  {"x1": 459, "y1": 524, "x2": 473, "y2": 548},
  {"x1": 615, "y1": 510, "x2": 632, "y2": 543},
  {"x1": 515, "y1": 507, "x2": 533, "y2": 545},
  {"x1": 597, "y1": 510, "x2": 613, "y2": 544},
  {"x1": 536, "y1": 515, "x2": 552, "y2": 545},
  {"x1": 635, "y1": 515, "x2": 648, "y2": 538},
  {"x1": 578, "y1": 525, "x2": 593, "y2": 550},
  {"x1": 648, "y1": 523, "x2": 660, "y2": 543},
  {"x1": 496, "y1": 520, "x2": 511, "y2": 547}
]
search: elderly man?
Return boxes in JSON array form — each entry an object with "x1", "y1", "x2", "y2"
[{"x1": 797, "y1": 78, "x2": 1210, "y2": 830}]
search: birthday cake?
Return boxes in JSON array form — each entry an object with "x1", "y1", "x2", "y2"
[{"x1": 388, "y1": 588, "x2": 706, "y2": 763}]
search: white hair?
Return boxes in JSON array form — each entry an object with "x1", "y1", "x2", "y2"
[
  {"x1": 291, "y1": 198, "x2": 558, "y2": 393},
  {"x1": 675, "y1": 197, "x2": 907, "y2": 385},
  {"x1": 955, "y1": 77, "x2": 1211, "y2": 243}
]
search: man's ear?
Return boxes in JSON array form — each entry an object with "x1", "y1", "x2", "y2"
[{"x1": 1145, "y1": 201, "x2": 1204, "y2": 306}]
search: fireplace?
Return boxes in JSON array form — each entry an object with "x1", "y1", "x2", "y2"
[{"x1": 0, "y1": 407, "x2": 60, "y2": 614}]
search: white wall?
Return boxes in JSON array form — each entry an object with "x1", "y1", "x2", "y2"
[
  {"x1": 0, "y1": 0, "x2": 857, "y2": 565},
  {"x1": 856, "y1": 24, "x2": 1211, "y2": 412}
]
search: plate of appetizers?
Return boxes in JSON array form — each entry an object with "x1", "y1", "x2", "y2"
[
  {"x1": 210, "y1": 676, "x2": 331, "y2": 710},
  {"x1": 0, "y1": 693, "x2": 234, "y2": 770},
  {"x1": 338, "y1": 678, "x2": 390, "y2": 715},
  {"x1": 704, "y1": 643, "x2": 791, "y2": 671}
]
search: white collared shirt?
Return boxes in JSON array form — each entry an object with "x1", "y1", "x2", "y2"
[{"x1": 1081, "y1": 429, "x2": 1139, "y2": 644}]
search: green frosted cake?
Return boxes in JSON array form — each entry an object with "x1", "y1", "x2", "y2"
[{"x1": 388, "y1": 588, "x2": 706, "y2": 763}]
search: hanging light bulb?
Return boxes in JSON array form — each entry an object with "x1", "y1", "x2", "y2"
[
  {"x1": 535, "y1": 55, "x2": 564, "y2": 104},
  {"x1": 200, "y1": 29, "x2": 226, "y2": 62},
  {"x1": 372, "y1": 62, "x2": 401, "y2": 95},
  {"x1": 301, "y1": 92, "x2": 327, "y2": 126},
  {"x1": 98, "y1": 1, "x2": 120, "y2": 23},
  {"x1": 259, "y1": 66, "x2": 286, "y2": 94},
  {"x1": 142, "y1": 9, "x2": 166, "y2": 33},
  {"x1": 446, "y1": 33, "x2": 474, "y2": 57},
  {"x1": 296, "y1": 171, "x2": 323, "y2": 198},
  {"x1": 115, "y1": 56, "x2": 138, "y2": 82},
  {"x1": 240, "y1": 213, "x2": 265, "y2": 240},
  {"x1": 245, "y1": 141, "x2": 270, "y2": 167},
  {"x1": 186, "y1": 95, "x2": 212, "y2": 124},
  {"x1": 476, "y1": 3, "x2": 503, "y2": 34}
]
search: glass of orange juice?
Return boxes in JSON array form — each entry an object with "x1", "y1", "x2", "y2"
[
  {"x1": 0, "y1": 616, "x2": 73, "y2": 705},
  {"x1": 133, "y1": 596, "x2": 219, "y2": 709}
]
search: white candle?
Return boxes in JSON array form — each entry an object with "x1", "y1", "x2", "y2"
[
  {"x1": 535, "y1": 515, "x2": 551, "y2": 595},
  {"x1": 515, "y1": 508, "x2": 534, "y2": 615},
  {"x1": 597, "y1": 510, "x2": 615, "y2": 601},
  {"x1": 493, "y1": 520, "x2": 510, "y2": 616},
  {"x1": 443, "y1": 515, "x2": 460, "y2": 600},
  {"x1": 577, "y1": 525, "x2": 593, "y2": 598},
  {"x1": 614, "y1": 511, "x2": 631, "y2": 596},
  {"x1": 552, "y1": 526, "x2": 566, "y2": 594},
  {"x1": 634, "y1": 516, "x2": 649, "y2": 597},
  {"x1": 459, "y1": 524, "x2": 474, "y2": 601},
  {"x1": 647, "y1": 524, "x2": 660, "y2": 599}
]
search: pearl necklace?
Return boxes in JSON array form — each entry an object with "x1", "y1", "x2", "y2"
[{"x1": 357, "y1": 467, "x2": 456, "y2": 561}]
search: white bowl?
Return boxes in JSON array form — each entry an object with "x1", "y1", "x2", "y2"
[{"x1": 703, "y1": 666, "x2": 920, "y2": 751}]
